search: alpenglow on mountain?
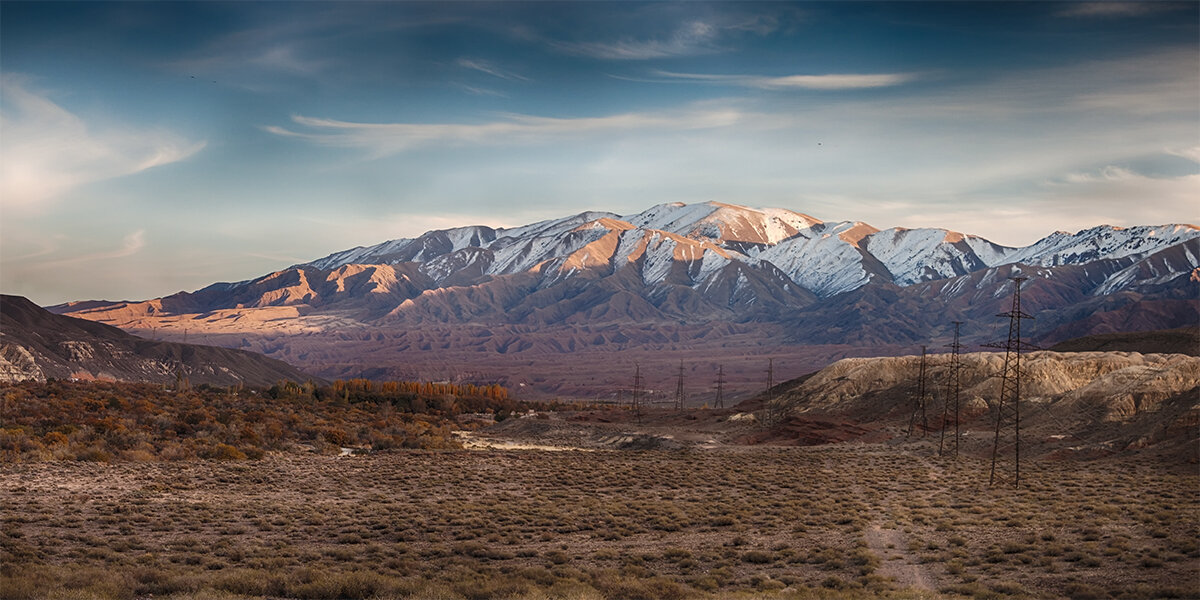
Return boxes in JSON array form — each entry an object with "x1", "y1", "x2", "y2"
[
  {"x1": 303, "y1": 201, "x2": 1195, "y2": 298},
  {"x1": 56, "y1": 202, "x2": 1199, "y2": 398}
]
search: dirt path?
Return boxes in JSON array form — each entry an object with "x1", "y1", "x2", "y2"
[
  {"x1": 857, "y1": 452, "x2": 940, "y2": 595},
  {"x1": 865, "y1": 522, "x2": 935, "y2": 592}
]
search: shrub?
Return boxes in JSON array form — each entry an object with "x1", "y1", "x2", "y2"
[
  {"x1": 1064, "y1": 583, "x2": 1110, "y2": 600},
  {"x1": 742, "y1": 550, "x2": 773, "y2": 564},
  {"x1": 203, "y1": 444, "x2": 246, "y2": 461}
]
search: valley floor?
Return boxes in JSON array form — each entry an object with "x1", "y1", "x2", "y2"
[{"x1": 2, "y1": 440, "x2": 1197, "y2": 600}]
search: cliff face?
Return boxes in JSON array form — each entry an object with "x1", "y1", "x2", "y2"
[{"x1": 0, "y1": 295, "x2": 316, "y2": 387}]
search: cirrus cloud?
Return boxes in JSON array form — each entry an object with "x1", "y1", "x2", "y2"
[
  {"x1": 0, "y1": 75, "x2": 206, "y2": 210},
  {"x1": 264, "y1": 105, "x2": 745, "y2": 157},
  {"x1": 651, "y1": 70, "x2": 918, "y2": 90}
]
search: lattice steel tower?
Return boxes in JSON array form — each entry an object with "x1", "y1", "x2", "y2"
[
  {"x1": 714, "y1": 365, "x2": 726, "y2": 409},
  {"x1": 766, "y1": 358, "x2": 775, "y2": 394},
  {"x1": 764, "y1": 358, "x2": 783, "y2": 426},
  {"x1": 674, "y1": 360, "x2": 686, "y2": 412},
  {"x1": 632, "y1": 363, "x2": 644, "y2": 422},
  {"x1": 984, "y1": 276, "x2": 1034, "y2": 488},
  {"x1": 939, "y1": 321, "x2": 964, "y2": 458},
  {"x1": 907, "y1": 346, "x2": 930, "y2": 438}
]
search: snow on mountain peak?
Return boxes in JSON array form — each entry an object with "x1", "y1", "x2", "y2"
[
  {"x1": 295, "y1": 202, "x2": 1197, "y2": 301},
  {"x1": 622, "y1": 201, "x2": 822, "y2": 246},
  {"x1": 1008, "y1": 224, "x2": 1200, "y2": 267}
]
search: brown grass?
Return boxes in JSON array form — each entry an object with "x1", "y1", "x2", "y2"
[{"x1": 1, "y1": 444, "x2": 1196, "y2": 599}]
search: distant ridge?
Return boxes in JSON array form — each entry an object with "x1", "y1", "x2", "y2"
[
  {"x1": 1049, "y1": 327, "x2": 1200, "y2": 357},
  {"x1": 1, "y1": 295, "x2": 317, "y2": 386}
]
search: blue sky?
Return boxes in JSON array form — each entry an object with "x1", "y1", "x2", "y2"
[{"x1": 2, "y1": 1, "x2": 1197, "y2": 305}]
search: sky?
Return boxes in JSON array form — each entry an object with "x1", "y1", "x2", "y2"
[{"x1": 1, "y1": 1, "x2": 1197, "y2": 306}]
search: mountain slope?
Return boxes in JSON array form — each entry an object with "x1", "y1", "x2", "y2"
[{"x1": 1, "y1": 295, "x2": 316, "y2": 386}]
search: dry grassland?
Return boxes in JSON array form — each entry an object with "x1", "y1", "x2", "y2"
[{"x1": 2, "y1": 446, "x2": 1197, "y2": 600}]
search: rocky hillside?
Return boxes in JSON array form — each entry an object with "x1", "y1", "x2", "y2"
[
  {"x1": 776, "y1": 350, "x2": 1200, "y2": 458},
  {"x1": 0, "y1": 295, "x2": 316, "y2": 387}
]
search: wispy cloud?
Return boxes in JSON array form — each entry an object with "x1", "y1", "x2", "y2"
[
  {"x1": 551, "y1": 21, "x2": 722, "y2": 60},
  {"x1": 1045, "y1": 167, "x2": 1199, "y2": 224},
  {"x1": 1166, "y1": 146, "x2": 1200, "y2": 164},
  {"x1": 0, "y1": 76, "x2": 205, "y2": 209},
  {"x1": 456, "y1": 58, "x2": 528, "y2": 81},
  {"x1": 264, "y1": 106, "x2": 744, "y2": 156},
  {"x1": 1056, "y1": 2, "x2": 1163, "y2": 18},
  {"x1": 653, "y1": 70, "x2": 918, "y2": 90},
  {"x1": 34, "y1": 230, "x2": 147, "y2": 268},
  {"x1": 453, "y1": 83, "x2": 509, "y2": 98}
]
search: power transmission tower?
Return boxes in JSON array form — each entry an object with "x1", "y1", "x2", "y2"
[
  {"x1": 763, "y1": 358, "x2": 787, "y2": 426},
  {"x1": 939, "y1": 321, "x2": 964, "y2": 458},
  {"x1": 983, "y1": 277, "x2": 1035, "y2": 488},
  {"x1": 766, "y1": 358, "x2": 775, "y2": 393},
  {"x1": 907, "y1": 346, "x2": 930, "y2": 438},
  {"x1": 714, "y1": 365, "x2": 726, "y2": 409},
  {"x1": 632, "y1": 363, "x2": 644, "y2": 423},
  {"x1": 674, "y1": 360, "x2": 686, "y2": 412}
]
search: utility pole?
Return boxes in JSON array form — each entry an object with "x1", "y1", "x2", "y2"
[
  {"x1": 984, "y1": 277, "x2": 1034, "y2": 488},
  {"x1": 674, "y1": 360, "x2": 686, "y2": 412},
  {"x1": 940, "y1": 321, "x2": 964, "y2": 458},
  {"x1": 714, "y1": 365, "x2": 726, "y2": 409},
  {"x1": 907, "y1": 346, "x2": 929, "y2": 438}
]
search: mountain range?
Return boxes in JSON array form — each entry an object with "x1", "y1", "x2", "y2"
[{"x1": 52, "y1": 202, "x2": 1199, "y2": 399}]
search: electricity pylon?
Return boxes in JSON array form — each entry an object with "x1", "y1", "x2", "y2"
[
  {"x1": 939, "y1": 321, "x2": 964, "y2": 458},
  {"x1": 907, "y1": 346, "x2": 930, "y2": 438},
  {"x1": 984, "y1": 276, "x2": 1035, "y2": 488},
  {"x1": 714, "y1": 365, "x2": 726, "y2": 409},
  {"x1": 632, "y1": 363, "x2": 644, "y2": 423},
  {"x1": 674, "y1": 360, "x2": 686, "y2": 412}
]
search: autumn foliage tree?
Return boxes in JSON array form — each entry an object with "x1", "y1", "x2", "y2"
[{"x1": 0, "y1": 377, "x2": 521, "y2": 463}]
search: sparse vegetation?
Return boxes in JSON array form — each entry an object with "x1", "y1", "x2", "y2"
[
  {"x1": 0, "y1": 379, "x2": 577, "y2": 462},
  {"x1": 2, "y1": 439, "x2": 1196, "y2": 599},
  {"x1": 2, "y1": 381, "x2": 1197, "y2": 599}
]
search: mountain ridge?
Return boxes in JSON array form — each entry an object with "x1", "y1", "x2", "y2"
[
  {"x1": 296, "y1": 201, "x2": 1197, "y2": 298},
  {"x1": 1, "y1": 295, "x2": 317, "y2": 386},
  {"x1": 49, "y1": 202, "x2": 1199, "y2": 398}
]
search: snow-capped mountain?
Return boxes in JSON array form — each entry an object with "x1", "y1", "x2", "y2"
[
  {"x1": 54, "y1": 202, "x2": 1199, "y2": 396},
  {"x1": 300, "y1": 201, "x2": 1197, "y2": 300}
]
